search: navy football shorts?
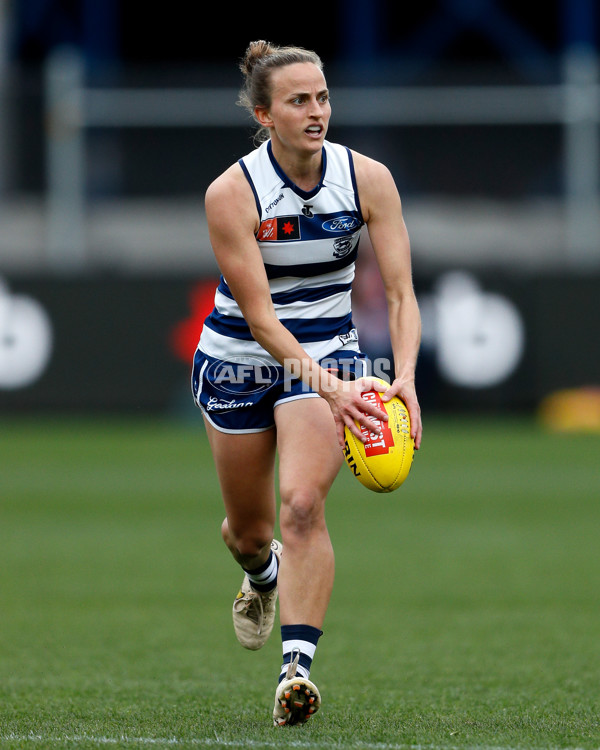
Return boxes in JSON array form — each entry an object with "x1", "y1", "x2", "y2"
[{"x1": 191, "y1": 348, "x2": 369, "y2": 434}]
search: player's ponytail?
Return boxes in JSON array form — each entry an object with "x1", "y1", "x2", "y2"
[{"x1": 239, "y1": 40, "x2": 277, "y2": 79}]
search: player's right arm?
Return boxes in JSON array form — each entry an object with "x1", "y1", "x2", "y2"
[
  {"x1": 204, "y1": 165, "x2": 386, "y2": 446},
  {"x1": 352, "y1": 151, "x2": 423, "y2": 449},
  {"x1": 204, "y1": 165, "x2": 280, "y2": 342}
]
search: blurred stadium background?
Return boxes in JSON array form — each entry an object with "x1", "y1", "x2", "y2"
[
  {"x1": 3, "y1": 9, "x2": 600, "y2": 746},
  {"x1": 0, "y1": 0, "x2": 599, "y2": 425}
]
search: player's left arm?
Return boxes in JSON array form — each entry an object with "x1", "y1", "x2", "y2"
[{"x1": 353, "y1": 151, "x2": 423, "y2": 449}]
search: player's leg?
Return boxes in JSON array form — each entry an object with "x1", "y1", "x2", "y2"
[
  {"x1": 203, "y1": 418, "x2": 281, "y2": 649},
  {"x1": 272, "y1": 395, "x2": 343, "y2": 724},
  {"x1": 275, "y1": 396, "x2": 341, "y2": 626},
  {"x1": 204, "y1": 419, "x2": 277, "y2": 565}
]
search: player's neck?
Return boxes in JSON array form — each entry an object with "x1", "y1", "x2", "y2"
[{"x1": 270, "y1": 141, "x2": 323, "y2": 192}]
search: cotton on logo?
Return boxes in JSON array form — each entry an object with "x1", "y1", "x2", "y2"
[
  {"x1": 0, "y1": 278, "x2": 53, "y2": 389},
  {"x1": 420, "y1": 271, "x2": 525, "y2": 389}
]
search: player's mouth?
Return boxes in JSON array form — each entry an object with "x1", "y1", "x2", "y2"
[{"x1": 305, "y1": 124, "x2": 324, "y2": 138}]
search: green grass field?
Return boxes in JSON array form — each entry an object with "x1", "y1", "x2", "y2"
[{"x1": 1, "y1": 414, "x2": 600, "y2": 749}]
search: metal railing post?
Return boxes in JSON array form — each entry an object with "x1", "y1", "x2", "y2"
[
  {"x1": 45, "y1": 47, "x2": 86, "y2": 270},
  {"x1": 563, "y1": 46, "x2": 600, "y2": 267},
  {"x1": 40, "y1": 47, "x2": 600, "y2": 272}
]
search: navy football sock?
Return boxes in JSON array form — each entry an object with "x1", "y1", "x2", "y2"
[
  {"x1": 279, "y1": 624, "x2": 323, "y2": 682},
  {"x1": 243, "y1": 549, "x2": 279, "y2": 593}
]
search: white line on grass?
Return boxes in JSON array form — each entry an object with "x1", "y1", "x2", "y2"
[{"x1": 0, "y1": 735, "x2": 594, "y2": 750}]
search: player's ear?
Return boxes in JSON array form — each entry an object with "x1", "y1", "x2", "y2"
[{"x1": 254, "y1": 106, "x2": 273, "y2": 129}]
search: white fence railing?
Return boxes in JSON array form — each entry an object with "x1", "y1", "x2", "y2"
[{"x1": 45, "y1": 46, "x2": 600, "y2": 270}]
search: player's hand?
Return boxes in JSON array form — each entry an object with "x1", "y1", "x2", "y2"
[
  {"x1": 381, "y1": 377, "x2": 422, "y2": 450},
  {"x1": 326, "y1": 377, "x2": 389, "y2": 450}
]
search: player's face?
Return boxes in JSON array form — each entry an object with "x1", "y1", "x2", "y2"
[{"x1": 257, "y1": 63, "x2": 331, "y2": 156}]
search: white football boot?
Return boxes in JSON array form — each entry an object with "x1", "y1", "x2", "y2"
[
  {"x1": 273, "y1": 651, "x2": 321, "y2": 726},
  {"x1": 232, "y1": 539, "x2": 282, "y2": 650}
]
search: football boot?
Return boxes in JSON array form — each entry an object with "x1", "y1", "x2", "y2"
[
  {"x1": 232, "y1": 539, "x2": 282, "y2": 650},
  {"x1": 273, "y1": 651, "x2": 321, "y2": 726}
]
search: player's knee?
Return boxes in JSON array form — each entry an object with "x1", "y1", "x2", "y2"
[
  {"x1": 227, "y1": 521, "x2": 272, "y2": 559},
  {"x1": 280, "y1": 487, "x2": 324, "y2": 538}
]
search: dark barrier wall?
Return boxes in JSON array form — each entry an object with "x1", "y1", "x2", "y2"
[{"x1": 0, "y1": 273, "x2": 598, "y2": 415}]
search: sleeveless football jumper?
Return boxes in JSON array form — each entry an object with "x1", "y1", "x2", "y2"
[
  {"x1": 192, "y1": 140, "x2": 368, "y2": 432},
  {"x1": 198, "y1": 139, "x2": 365, "y2": 364}
]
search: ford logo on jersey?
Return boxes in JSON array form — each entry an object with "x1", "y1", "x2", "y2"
[{"x1": 322, "y1": 216, "x2": 360, "y2": 232}]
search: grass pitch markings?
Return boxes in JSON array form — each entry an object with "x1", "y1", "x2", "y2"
[{"x1": 1, "y1": 736, "x2": 593, "y2": 750}]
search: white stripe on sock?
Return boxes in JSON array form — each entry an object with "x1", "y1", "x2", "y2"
[
  {"x1": 280, "y1": 662, "x2": 310, "y2": 680},
  {"x1": 247, "y1": 553, "x2": 278, "y2": 585},
  {"x1": 282, "y1": 639, "x2": 317, "y2": 661}
]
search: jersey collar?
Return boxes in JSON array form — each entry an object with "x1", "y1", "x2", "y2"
[{"x1": 267, "y1": 140, "x2": 327, "y2": 201}]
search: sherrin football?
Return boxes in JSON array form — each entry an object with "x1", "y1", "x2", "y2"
[{"x1": 343, "y1": 378, "x2": 414, "y2": 493}]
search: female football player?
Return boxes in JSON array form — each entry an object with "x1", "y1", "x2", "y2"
[{"x1": 192, "y1": 40, "x2": 422, "y2": 726}]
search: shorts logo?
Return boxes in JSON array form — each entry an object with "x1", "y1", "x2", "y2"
[
  {"x1": 257, "y1": 216, "x2": 301, "y2": 241},
  {"x1": 322, "y1": 216, "x2": 360, "y2": 232},
  {"x1": 206, "y1": 396, "x2": 254, "y2": 411},
  {"x1": 207, "y1": 357, "x2": 279, "y2": 395}
]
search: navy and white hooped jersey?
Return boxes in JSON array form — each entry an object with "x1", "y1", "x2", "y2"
[{"x1": 198, "y1": 139, "x2": 365, "y2": 364}]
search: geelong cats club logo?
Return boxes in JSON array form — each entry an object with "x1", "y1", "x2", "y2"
[{"x1": 333, "y1": 236, "x2": 355, "y2": 258}]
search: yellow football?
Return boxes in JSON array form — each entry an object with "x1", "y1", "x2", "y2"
[{"x1": 343, "y1": 378, "x2": 414, "y2": 493}]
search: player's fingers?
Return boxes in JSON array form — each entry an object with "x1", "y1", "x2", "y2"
[
  {"x1": 344, "y1": 416, "x2": 364, "y2": 443},
  {"x1": 413, "y1": 415, "x2": 423, "y2": 450},
  {"x1": 358, "y1": 405, "x2": 387, "y2": 430},
  {"x1": 380, "y1": 379, "x2": 422, "y2": 450},
  {"x1": 352, "y1": 383, "x2": 388, "y2": 423},
  {"x1": 404, "y1": 400, "x2": 422, "y2": 449},
  {"x1": 336, "y1": 420, "x2": 346, "y2": 450},
  {"x1": 357, "y1": 377, "x2": 387, "y2": 393},
  {"x1": 334, "y1": 407, "x2": 370, "y2": 447},
  {"x1": 342, "y1": 406, "x2": 381, "y2": 443},
  {"x1": 352, "y1": 399, "x2": 391, "y2": 440}
]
